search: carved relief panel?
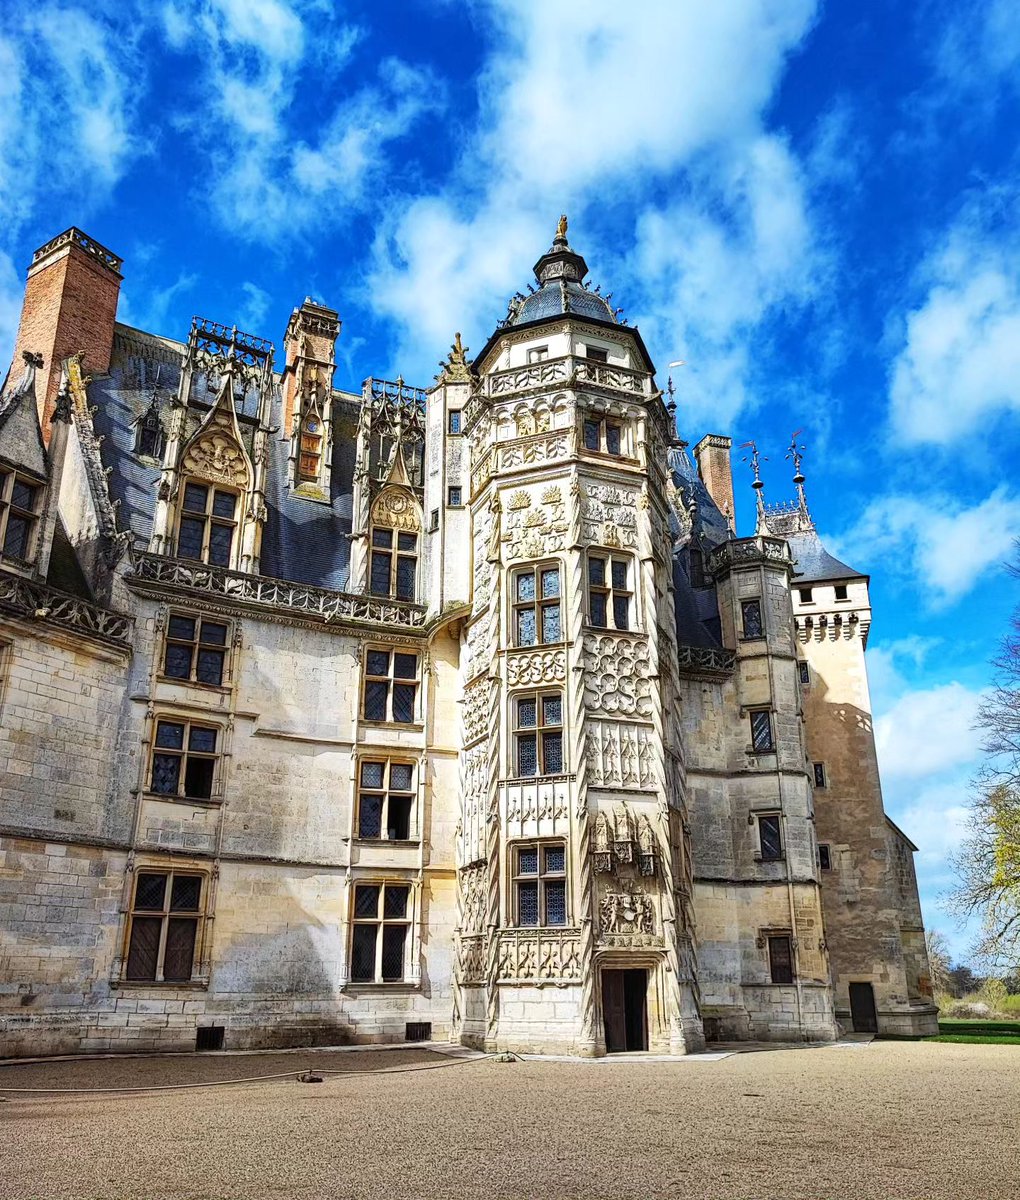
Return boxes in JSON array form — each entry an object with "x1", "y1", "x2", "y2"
[
  {"x1": 582, "y1": 634, "x2": 652, "y2": 718},
  {"x1": 581, "y1": 482, "x2": 639, "y2": 549},
  {"x1": 585, "y1": 721, "x2": 657, "y2": 790},
  {"x1": 506, "y1": 647, "x2": 566, "y2": 688},
  {"x1": 500, "y1": 485, "x2": 568, "y2": 562}
]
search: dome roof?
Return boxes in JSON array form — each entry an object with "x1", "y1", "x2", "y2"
[{"x1": 501, "y1": 217, "x2": 621, "y2": 328}]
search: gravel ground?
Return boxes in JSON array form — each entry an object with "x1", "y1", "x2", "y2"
[{"x1": 1, "y1": 1040, "x2": 1017, "y2": 1200}]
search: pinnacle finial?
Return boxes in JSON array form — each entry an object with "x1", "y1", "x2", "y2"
[
  {"x1": 556, "y1": 213, "x2": 568, "y2": 240},
  {"x1": 786, "y1": 429, "x2": 809, "y2": 515},
  {"x1": 740, "y1": 439, "x2": 768, "y2": 529}
]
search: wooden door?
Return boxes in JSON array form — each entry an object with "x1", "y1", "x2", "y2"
[
  {"x1": 602, "y1": 970, "x2": 626, "y2": 1052},
  {"x1": 849, "y1": 982, "x2": 878, "y2": 1033}
]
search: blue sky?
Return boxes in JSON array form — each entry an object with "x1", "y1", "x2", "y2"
[{"x1": 2, "y1": 0, "x2": 1018, "y2": 962}]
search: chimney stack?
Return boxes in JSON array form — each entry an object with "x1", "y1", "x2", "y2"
[
  {"x1": 693, "y1": 434, "x2": 735, "y2": 533},
  {"x1": 9, "y1": 228, "x2": 123, "y2": 436}
]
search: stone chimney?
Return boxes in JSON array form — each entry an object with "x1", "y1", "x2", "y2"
[
  {"x1": 693, "y1": 434, "x2": 735, "y2": 533},
  {"x1": 281, "y1": 298, "x2": 340, "y2": 437},
  {"x1": 9, "y1": 228, "x2": 123, "y2": 436}
]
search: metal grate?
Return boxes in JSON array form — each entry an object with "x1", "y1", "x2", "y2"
[
  {"x1": 195, "y1": 1025, "x2": 224, "y2": 1051},
  {"x1": 405, "y1": 1022, "x2": 431, "y2": 1043}
]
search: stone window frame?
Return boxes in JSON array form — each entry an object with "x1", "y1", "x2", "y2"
[
  {"x1": 361, "y1": 646, "x2": 421, "y2": 726},
  {"x1": 148, "y1": 714, "x2": 224, "y2": 803},
  {"x1": 813, "y1": 761, "x2": 827, "y2": 788},
  {"x1": 798, "y1": 660, "x2": 810, "y2": 686},
  {"x1": 122, "y1": 866, "x2": 209, "y2": 985},
  {"x1": 511, "y1": 690, "x2": 564, "y2": 778},
  {"x1": 0, "y1": 463, "x2": 44, "y2": 566},
  {"x1": 818, "y1": 843, "x2": 832, "y2": 872},
  {"x1": 748, "y1": 708, "x2": 775, "y2": 754},
  {"x1": 510, "y1": 839, "x2": 568, "y2": 928},
  {"x1": 369, "y1": 524, "x2": 419, "y2": 602},
  {"x1": 447, "y1": 409, "x2": 463, "y2": 435},
  {"x1": 755, "y1": 811, "x2": 784, "y2": 862},
  {"x1": 355, "y1": 756, "x2": 418, "y2": 841},
  {"x1": 586, "y1": 549, "x2": 635, "y2": 632},
  {"x1": 740, "y1": 597, "x2": 765, "y2": 640},
  {"x1": 160, "y1": 610, "x2": 233, "y2": 690},
  {"x1": 580, "y1": 412, "x2": 626, "y2": 458},
  {"x1": 527, "y1": 345, "x2": 549, "y2": 364},
  {"x1": 349, "y1": 880, "x2": 413, "y2": 984},
  {"x1": 766, "y1": 932, "x2": 795, "y2": 985},
  {"x1": 174, "y1": 479, "x2": 240, "y2": 569},
  {"x1": 511, "y1": 560, "x2": 564, "y2": 648},
  {"x1": 447, "y1": 485, "x2": 463, "y2": 508}
]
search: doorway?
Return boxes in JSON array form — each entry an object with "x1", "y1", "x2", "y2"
[
  {"x1": 848, "y1": 982, "x2": 878, "y2": 1033},
  {"x1": 602, "y1": 968, "x2": 648, "y2": 1052}
]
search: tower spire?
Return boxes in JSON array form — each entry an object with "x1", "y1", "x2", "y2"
[
  {"x1": 786, "y1": 429, "x2": 810, "y2": 524},
  {"x1": 740, "y1": 440, "x2": 768, "y2": 533}
]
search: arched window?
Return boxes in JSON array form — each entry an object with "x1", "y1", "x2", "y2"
[{"x1": 369, "y1": 489, "x2": 421, "y2": 601}]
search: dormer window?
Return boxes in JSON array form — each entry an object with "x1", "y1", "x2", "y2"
[
  {"x1": 135, "y1": 405, "x2": 164, "y2": 461},
  {"x1": 370, "y1": 527, "x2": 418, "y2": 600},
  {"x1": 298, "y1": 408, "x2": 323, "y2": 482},
  {"x1": 176, "y1": 482, "x2": 238, "y2": 568},
  {"x1": 0, "y1": 468, "x2": 42, "y2": 564}
]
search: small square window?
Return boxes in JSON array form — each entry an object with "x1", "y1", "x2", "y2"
[
  {"x1": 527, "y1": 346, "x2": 549, "y2": 363},
  {"x1": 586, "y1": 346, "x2": 608, "y2": 363},
  {"x1": 447, "y1": 486, "x2": 462, "y2": 507},
  {"x1": 818, "y1": 844, "x2": 832, "y2": 871},
  {"x1": 834, "y1": 584, "x2": 848, "y2": 601},
  {"x1": 429, "y1": 509, "x2": 439, "y2": 531},
  {"x1": 448, "y1": 410, "x2": 462, "y2": 435},
  {"x1": 813, "y1": 762, "x2": 826, "y2": 788},
  {"x1": 798, "y1": 587, "x2": 813, "y2": 604}
]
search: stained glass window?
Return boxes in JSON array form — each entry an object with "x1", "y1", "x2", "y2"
[
  {"x1": 513, "y1": 565, "x2": 562, "y2": 647},
  {"x1": 513, "y1": 843, "x2": 567, "y2": 927}
]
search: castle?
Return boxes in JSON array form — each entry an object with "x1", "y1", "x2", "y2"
[{"x1": 0, "y1": 222, "x2": 937, "y2": 1056}]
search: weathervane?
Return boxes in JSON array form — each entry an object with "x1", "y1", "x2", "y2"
[{"x1": 785, "y1": 429, "x2": 809, "y2": 513}]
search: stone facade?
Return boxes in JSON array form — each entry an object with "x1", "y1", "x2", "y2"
[{"x1": 0, "y1": 222, "x2": 937, "y2": 1059}]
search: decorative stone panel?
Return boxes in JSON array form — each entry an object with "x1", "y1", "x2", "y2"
[
  {"x1": 582, "y1": 634, "x2": 652, "y2": 717},
  {"x1": 496, "y1": 928, "x2": 582, "y2": 984}
]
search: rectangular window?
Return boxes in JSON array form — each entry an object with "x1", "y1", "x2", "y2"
[
  {"x1": 513, "y1": 692, "x2": 563, "y2": 777},
  {"x1": 798, "y1": 661, "x2": 810, "y2": 685},
  {"x1": 758, "y1": 813, "x2": 783, "y2": 861},
  {"x1": 176, "y1": 482, "x2": 238, "y2": 568},
  {"x1": 447, "y1": 486, "x2": 462, "y2": 507},
  {"x1": 586, "y1": 346, "x2": 609, "y2": 363},
  {"x1": 513, "y1": 842, "x2": 567, "y2": 927},
  {"x1": 818, "y1": 844, "x2": 832, "y2": 871},
  {"x1": 448, "y1": 410, "x2": 462, "y2": 435},
  {"x1": 350, "y1": 883, "x2": 411, "y2": 982},
  {"x1": 813, "y1": 762, "x2": 827, "y2": 788},
  {"x1": 513, "y1": 564, "x2": 561, "y2": 646},
  {"x1": 768, "y1": 935, "x2": 794, "y2": 985},
  {"x1": 0, "y1": 467, "x2": 42, "y2": 563},
  {"x1": 581, "y1": 415, "x2": 624, "y2": 456},
  {"x1": 749, "y1": 709, "x2": 775, "y2": 753},
  {"x1": 357, "y1": 759, "x2": 415, "y2": 840},
  {"x1": 429, "y1": 509, "x2": 439, "y2": 531},
  {"x1": 798, "y1": 587, "x2": 814, "y2": 604},
  {"x1": 363, "y1": 649, "x2": 419, "y2": 724},
  {"x1": 741, "y1": 598, "x2": 764, "y2": 639},
  {"x1": 588, "y1": 553, "x2": 632, "y2": 631},
  {"x1": 370, "y1": 528, "x2": 418, "y2": 601},
  {"x1": 150, "y1": 718, "x2": 219, "y2": 800},
  {"x1": 125, "y1": 869, "x2": 203, "y2": 983},
  {"x1": 527, "y1": 346, "x2": 549, "y2": 363},
  {"x1": 834, "y1": 584, "x2": 848, "y2": 601},
  {"x1": 162, "y1": 614, "x2": 229, "y2": 687}
]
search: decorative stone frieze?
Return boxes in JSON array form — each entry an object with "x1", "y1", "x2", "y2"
[
  {"x1": 506, "y1": 647, "x2": 566, "y2": 688},
  {"x1": 585, "y1": 720, "x2": 657, "y2": 790},
  {"x1": 496, "y1": 928, "x2": 582, "y2": 984},
  {"x1": 461, "y1": 677, "x2": 490, "y2": 746},
  {"x1": 581, "y1": 633, "x2": 652, "y2": 717},
  {"x1": 581, "y1": 483, "x2": 639, "y2": 549}
]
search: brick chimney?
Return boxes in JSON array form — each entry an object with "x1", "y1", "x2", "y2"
[
  {"x1": 9, "y1": 228, "x2": 123, "y2": 435},
  {"x1": 693, "y1": 434, "x2": 735, "y2": 533}
]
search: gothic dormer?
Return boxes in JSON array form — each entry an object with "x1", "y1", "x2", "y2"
[{"x1": 281, "y1": 299, "x2": 340, "y2": 502}]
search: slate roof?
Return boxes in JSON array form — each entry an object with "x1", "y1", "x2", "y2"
[
  {"x1": 667, "y1": 445, "x2": 730, "y2": 650},
  {"x1": 786, "y1": 527, "x2": 864, "y2": 584}
]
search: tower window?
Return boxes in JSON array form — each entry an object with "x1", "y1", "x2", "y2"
[
  {"x1": 362, "y1": 649, "x2": 419, "y2": 724},
  {"x1": 370, "y1": 528, "x2": 418, "y2": 601},
  {"x1": 513, "y1": 692, "x2": 563, "y2": 777},
  {"x1": 834, "y1": 584, "x2": 849, "y2": 601},
  {"x1": 0, "y1": 468, "x2": 42, "y2": 563},
  {"x1": 749, "y1": 709, "x2": 775, "y2": 753},
  {"x1": 813, "y1": 762, "x2": 827, "y2": 788},
  {"x1": 818, "y1": 844, "x2": 832, "y2": 871},
  {"x1": 150, "y1": 719, "x2": 220, "y2": 801},
  {"x1": 741, "y1": 599, "x2": 764, "y2": 639},
  {"x1": 798, "y1": 661, "x2": 810, "y2": 685},
  {"x1": 350, "y1": 883, "x2": 411, "y2": 983},
  {"x1": 582, "y1": 416, "x2": 623, "y2": 456},
  {"x1": 357, "y1": 759, "x2": 415, "y2": 840},
  {"x1": 513, "y1": 842, "x2": 567, "y2": 927},
  {"x1": 768, "y1": 934, "x2": 794, "y2": 985},
  {"x1": 513, "y1": 564, "x2": 561, "y2": 646},
  {"x1": 447, "y1": 486, "x2": 462, "y2": 508},
  {"x1": 588, "y1": 553, "x2": 632, "y2": 631},
  {"x1": 448, "y1": 410, "x2": 462, "y2": 435},
  {"x1": 757, "y1": 813, "x2": 783, "y2": 861},
  {"x1": 798, "y1": 587, "x2": 814, "y2": 604},
  {"x1": 298, "y1": 409, "x2": 323, "y2": 481},
  {"x1": 135, "y1": 405, "x2": 164, "y2": 460},
  {"x1": 176, "y1": 482, "x2": 238, "y2": 568},
  {"x1": 527, "y1": 346, "x2": 549, "y2": 363}
]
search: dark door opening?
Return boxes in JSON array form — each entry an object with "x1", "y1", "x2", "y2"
[
  {"x1": 602, "y1": 968, "x2": 648, "y2": 1052},
  {"x1": 848, "y1": 982, "x2": 878, "y2": 1033}
]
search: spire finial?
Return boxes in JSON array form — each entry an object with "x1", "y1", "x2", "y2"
[
  {"x1": 556, "y1": 213, "x2": 568, "y2": 240},
  {"x1": 785, "y1": 429, "x2": 809, "y2": 516},
  {"x1": 740, "y1": 439, "x2": 768, "y2": 530}
]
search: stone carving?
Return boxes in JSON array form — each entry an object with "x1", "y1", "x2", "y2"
[
  {"x1": 460, "y1": 934, "x2": 486, "y2": 985},
  {"x1": 181, "y1": 431, "x2": 250, "y2": 487},
  {"x1": 496, "y1": 929, "x2": 581, "y2": 983},
  {"x1": 507, "y1": 784, "x2": 569, "y2": 823},
  {"x1": 585, "y1": 721, "x2": 656, "y2": 790},
  {"x1": 496, "y1": 430, "x2": 570, "y2": 474},
  {"x1": 581, "y1": 482, "x2": 638, "y2": 549},
  {"x1": 593, "y1": 810, "x2": 613, "y2": 874},
  {"x1": 460, "y1": 744, "x2": 488, "y2": 863},
  {"x1": 371, "y1": 487, "x2": 421, "y2": 531},
  {"x1": 506, "y1": 648, "x2": 566, "y2": 688},
  {"x1": 462, "y1": 677, "x2": 490, "y2": 746},
  {"x1": 488, "y1": 358, "x2": 569, "y2": 397},
  {"x1": 638, "y1": 813, "x2": 658, "y2": 876},
  {"x1": 599, "y1": 888, "x2": 655, "y2": 938},
  {"x1": 0, "y1": 573, "x2": 132, "y2": 645},
  {"x1": 582, "y1": 634, "x2": 652, "y2": 717},
  {"x1": 460, "y1": 864, "x2": 486, "y2": 935},
  {"x1": 502, "y1": 484, "x2": 568, "y2": 562}
]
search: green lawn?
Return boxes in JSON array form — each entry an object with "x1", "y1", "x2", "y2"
[{"x1": 929, "y1": 1018, "x2": 1020, "y2": 1045}]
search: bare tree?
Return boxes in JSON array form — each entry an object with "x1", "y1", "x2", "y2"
[
  {"x1": 925, "y1": 929, "x2": 952, "y2": 995},
  {"x1": 948, "y1": 554, "x2": 1020, "y2": 972}
]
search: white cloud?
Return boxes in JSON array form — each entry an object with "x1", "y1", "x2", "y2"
[
  {"x1": 366, "y1": 0, "x2": 821, "y2": 396},
  {"x1": 236, "y1": 283, "x2": 271, "y2": 334},
  {"x1": 875, "y1": 681, "x2": 984, "y2": 781},
  {"x1": 888, "y1": 193, "x2": 1020, "y2": 445},
  {"x1": 835, "y1": 485, "x2": 1020, "y2": 607},
  {"x1": 866, "y1": 635, "x2": 942, "y2": 712}
]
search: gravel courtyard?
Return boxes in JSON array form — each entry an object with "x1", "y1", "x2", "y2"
[{"x1": 1, "y1": 1040, "x2": 1016, "y2": 1200}]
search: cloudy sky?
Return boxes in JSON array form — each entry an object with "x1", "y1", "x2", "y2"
[{"x1": 2, "y1": 0, "x2": 1018, "y2": 960}]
